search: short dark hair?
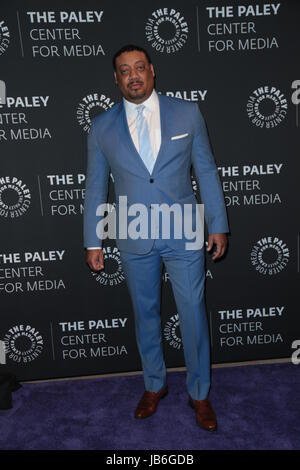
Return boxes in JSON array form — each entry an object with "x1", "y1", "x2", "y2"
[{"x1": 112, "y1": 44, "x2": 152, "y2": 70}]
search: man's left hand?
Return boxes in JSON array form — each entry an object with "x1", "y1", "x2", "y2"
[{"x1": 206, "y1": 233, "x2": 227, "y2": 261}]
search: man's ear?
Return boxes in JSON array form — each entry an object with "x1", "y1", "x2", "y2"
[
  {"x1": 114, "y1": 71, "x2": 118, "y2": 86},
  {"x1": 150, "y1": 64, "x2": 155, "y2": 77}
]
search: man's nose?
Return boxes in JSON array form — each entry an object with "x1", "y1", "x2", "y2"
[{"x1": 129, "y1": 68, "x2": 139, "y2": 79}]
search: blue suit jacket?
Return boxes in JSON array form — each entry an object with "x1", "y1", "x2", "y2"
[{"x1": 83, "y1": 93, "x2": 229, "y2": 253}]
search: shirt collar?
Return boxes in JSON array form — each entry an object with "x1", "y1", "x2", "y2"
[{"x1": 123, "y1": 89, "x2": 158, "y2": 117}]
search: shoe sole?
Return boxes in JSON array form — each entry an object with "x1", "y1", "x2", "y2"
[
  {"x1": 135, "y1": 388, "x2": 168, "y2": 419},
  {"x1": 188, "y1": 398, "x2": 217, "y2": 432}
]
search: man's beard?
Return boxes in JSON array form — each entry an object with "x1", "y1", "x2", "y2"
[{"x1": 127, "y1": 88, "x2": 146, "y2": 101}]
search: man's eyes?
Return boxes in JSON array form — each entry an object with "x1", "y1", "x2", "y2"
[{"x1": 120, "y1": 66, "x2": 145, "y2": 75}]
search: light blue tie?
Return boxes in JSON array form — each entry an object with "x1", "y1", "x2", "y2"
[{"x1": 136, "y1": 105, "x2": 155, "y2": 174}]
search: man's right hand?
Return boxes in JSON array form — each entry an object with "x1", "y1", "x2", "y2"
[{"x1": 86, "y1": 249, "x2": 104, "y2": 271}]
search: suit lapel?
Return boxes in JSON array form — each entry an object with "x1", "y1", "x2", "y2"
[
  {"x1": 116, "y1": 93, "x2": 169, "y2": 177},
  {"x1": 151, "y1": 93, "x2": 168, "y2": 176},
  {"x1": 118, "y1": 102, "x2": 149, "y2": 176}
]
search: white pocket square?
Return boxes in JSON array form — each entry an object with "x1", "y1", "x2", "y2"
[{"x1": 171, "y1": 133, "x2": 189, "y2": 140}]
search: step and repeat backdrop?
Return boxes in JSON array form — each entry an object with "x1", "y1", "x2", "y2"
[{"x1": 0, "y1": 0, "x2": 299, "y2": 381}]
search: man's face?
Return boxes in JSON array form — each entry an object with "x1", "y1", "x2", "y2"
[{"x1": 114, "y1": 50, "x2": 155, "y2": 104}]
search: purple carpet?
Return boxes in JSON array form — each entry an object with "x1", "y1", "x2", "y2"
[{"x1": 0, "y1": 363, "x2": 299, "y2": 450}]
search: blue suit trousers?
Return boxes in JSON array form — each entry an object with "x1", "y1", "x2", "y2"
[{"x1": 119, "y1": 239, "x2": 211, "y2": 400}]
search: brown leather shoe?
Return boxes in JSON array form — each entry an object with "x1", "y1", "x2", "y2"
[
  {"x1": 188, "y1": 396, "x2": 217, "y2": 432},
  {"x1": 134, "y1": 385, "x2": 168, "y2": 419}
]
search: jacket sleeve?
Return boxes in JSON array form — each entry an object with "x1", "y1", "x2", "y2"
[
  {"x1": 83, "y1": 120, "x2": 110, "y2": 248},
  {"x1": 191, "y1": 104, "x2": 229, "y2": 234}
]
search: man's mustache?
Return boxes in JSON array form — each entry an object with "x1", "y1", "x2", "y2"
[{"x1": 128, "y1": 80, "x2": 143, "y2": 87}]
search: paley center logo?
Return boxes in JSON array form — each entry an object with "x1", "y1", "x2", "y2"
[
  {"x1": 164, "y1": 313, "x2": 182, "y2": 350},
  {"x1": 0, "y1": 176, "x2": 31, "y2": 218},
  {"x1": 250, "y1": 236, "x2": 290, "y2": 275},
  {"x1": 92, "y1": 244, "x2": 125, "y2": 287},
  {"x1": 95, "y1": 196, "x2": 204, "y2": 251},
  {"x1": 4, "y1": 324, "x2": 44, "y2": 363},
  {"x1": 0, "y1": 19, "x2": 10, "y2": 56},
  {"x1": 76, "y1": 92, "x2": 115, "y2": 132},
  {"x1": 145, "y1": 8, "x2": 189, "y2": 53},
  {"x1": 247, "y1": 86, "x2": 288, "y2": 128}
]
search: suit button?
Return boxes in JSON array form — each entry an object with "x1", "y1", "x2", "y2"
[{"x1": 149, "y1": 178, "x2": 154, "y2": 183}]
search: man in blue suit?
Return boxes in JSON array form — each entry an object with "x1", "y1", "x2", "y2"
[{"x1": 84, "y1": 45, "x2": 229, "y2": 431}]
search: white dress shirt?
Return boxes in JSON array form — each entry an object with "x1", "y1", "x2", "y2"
[
  {"x1": 87, "y1": 89, "x2": 161, "y2": 249},
  {"x1": 123, "y1": 88, "x2": 161, "y2": 160}
]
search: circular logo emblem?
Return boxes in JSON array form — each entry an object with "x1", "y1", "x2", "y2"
[
  {"x1": 4, "y1": 325, "x2": 44, "y2": 363},
  {"x1": 0, "y1": 20, "x2": 10, "y2": 56},
  {"x1": 76, "y1": 93, "x2": 115, "y2": 132},
  {"x1": 145, "y1": 8, "x2": 189, "y2": 53},
  {"x1": 247, "y1": 86, "x2": 288, "y2": 128},
  {"x1": 92, "y1": 246, "x2": 125, "y2": 286},
  {"x1": 250, "y1": 236, "x2": 289, "y2": 275},
  {"x1": 163, "y1": 314, "x2": 182, "y2": 349},
  {"x1": 0, "y1": 176, "x2": 31, "y2": 218}
]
